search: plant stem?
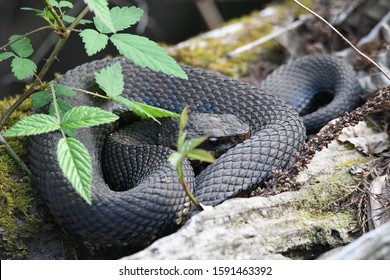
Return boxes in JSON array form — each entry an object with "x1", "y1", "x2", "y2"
[
  {"x1": 178, "y1": 158, "x2": 203, "y2": 211},
  {"x1": 0, "y1": 26, "x2": 52, "y2": 51},
  {"x1": 43, "y1": 0, "x2": 66, "y2": 29},
  {"x1": 0, "y1": 37, "x2": 65, "y2": 130},
  {"x1": 0, "y1": 5, "x2": 90, "y2": 177},
  {"x1": 0, "y1": 134, "x2": 32, "y2": 178},
  {"x1": 50, "y1": 84, "x2": 61, "y2": 121},
  {"x1": 50, "y1": 83, "x2": 66, "y2": 138},
  {"x1": 0, "y1": 6, "x2": 89, "y2": 130}
]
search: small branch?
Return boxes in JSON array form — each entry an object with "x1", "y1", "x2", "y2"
[
  {"x1": 0, "y1": 134, "x2": 32, "y2": 178},
  {"x1": 292, "y1": 0, "x2": 390, "y2": 81},
  {"x1": 43, "y1": 0, "x2": 66, "y2": 30},
  {"x1": 67, "y1": 6, "x2": 90, "y2": 30},
  {"x1": 51, "y1": 83, "x2": 67, "y2": 139},
  {"x1": 0, "y1": 26, "x2": 51, "y2": 51}
]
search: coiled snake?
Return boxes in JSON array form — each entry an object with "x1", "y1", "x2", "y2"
[{"x1": 28, "y1": 54, "x2": 362, "y2": 254}]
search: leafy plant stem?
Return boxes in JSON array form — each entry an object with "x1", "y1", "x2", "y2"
[
  {"x1": 42, "y1": 0, "x2": 66, "y2": 30},
  {"x1": 0, "y1": 26, "x2": 52, "y2": 51},
  {"x1": 0, "y1": 6, "x2": 89, "y2": 131},
  {"x1": 177, "y1": 157, "x2": 203, "y2": 211},
  {"x1": 0, "y1": 39, "x2": 64, "y2": 131},
  {"x1": 0, "y1": 4, "x2": 90, "y2": 177},
  {"x1": 50, "y1": 83, "x2": 66, "y2": 138}
]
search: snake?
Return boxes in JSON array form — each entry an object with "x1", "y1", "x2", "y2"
[{"x1": 28, "y1": 54, "x2": 362, "y2": 255}]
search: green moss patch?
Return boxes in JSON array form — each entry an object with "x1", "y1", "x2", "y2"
[
  {"x1": 0, "y1": 96, "x2": 35, "y2": 259},
  {"x1": 169, "y1": 0, "x2": 314, "y2": 78}
]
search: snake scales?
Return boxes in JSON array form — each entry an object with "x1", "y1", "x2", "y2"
[{"x1": 28, "y1": 54, "x2": 362, "y2": 254}]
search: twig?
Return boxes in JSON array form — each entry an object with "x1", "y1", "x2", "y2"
[
  {"x1": 43, "y1": 0, "x2": 66, "y2": 29},
  {"x1": 0, "y1": 133, "x2": 32, "y2": 178},
  {"x1": 0, "y1": 26, "x2": 52, "y2": 51},
  {"x1": 292, "y1": 0, "x2": 390, "y2": 81},
  {"x1": 225, "y1": 15, "x2": 311, "y2": 58}
]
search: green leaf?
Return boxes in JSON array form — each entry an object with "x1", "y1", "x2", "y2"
[
  {"x1": 110, "y1": 34, "x2": 188, "y2": 79},
  {"x1": 58, "y1": 1, "x2": 73, "y2": 8},
  {"x1": 0, "y1": 52, "x2": 14, "y2": 62},
  {"x1": 62, "y1": 106, "x2": 119, "y2": 129},
  {"x1": 168, "y1": 152, "x2": 183, "y2": 168},
  {"x1": 94, "y1": 62, "x2": 124, "y2": 97},
  {"x1": 179, "y1": 107, "x2": 189, "y2": 132},
  {"x1": 62, "y1": 15, "x2": 91, "y2": 25},
  {"x1": 11, "y1": 57, "x2": 37, "y2": 80},
  {"x1": 55, "y1": 84, "x2": 76, "y2": 97},
  {"x1": 113, "y1": 96, "x2": 179, "y2": 122},
  {"x1": 3, "y1": 114, "x2": 60, "y2": 137},
  {"x1": 177, "y1": 130, "x2": 187, "y2": 151},
  {"x1": 80, "y1": 29, "x2": 109, "y2": 56},
  {"x1": 32, "y1": 91, "x2": 51, "y2": 109},
  {"x1": 111, "y1": 6, "x2": 143, "y2": 31},
  {"x1": 21, "y1": 7, "x2": 44, "y2": 14},
  {"x1": 94, "y1": 6, "x2": 144, "y2": 33},
  {"x1": 21, "y1": 7, "x2": 49, "y2": 22},
  {"x1": 181, "y1": 136, "x2": 209, "y2": 154},
  {"x1": 49, "y1": 0, "x2": 60, "y2": 7},
  {"x1": 83, "y1": 0, "x2": 115, "y2": 33},
  {"x1": 63, "y1": 127, "x2": 77, "y2": 138},
  {"x1": 187, "y1": 148, "x2": 215, "y2": 163},
  {"x1": 131, "y1": 101, "x2": 180, "y2": 119},
  {"x1": 9, "y1": 35, "x2": 34, "y2": 58},
  {"x1": 49, "y1": 100, "x2": 73, "y2": 118},
  {"x1": 57, "y1": 137, "x2": 92, "y2": 205}
]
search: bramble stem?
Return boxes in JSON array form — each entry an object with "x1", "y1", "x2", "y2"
[
  {"x1": 43, "y1": 0, "x2": 66, "y2": 29},
  {"x1": 0, "y1": 26, "x2": 52, "y2": 51},
  {"x1": 0, "y1": 5, "x2": 90, "y2": 177},
  {"x1": 0, "y1": 6, "x2": 89, "y2": 130}
]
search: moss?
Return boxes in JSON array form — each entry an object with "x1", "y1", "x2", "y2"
[
  {"x1": 338, "y1": 142, "x2": 356, "y2": 151},
  {"x1": 302, "y1": 172, "x2": 355, "y2": 210},
  {"x1": 336, "y1": 156, "x2": 373, "y2": 170},
  {"x1": 168, "y1": 0, "x2": 314, "y2": 79},
  {"x1": 274, "y1": 0, "x2": 314, "y2": 18},
  {"x1": 294, "y1": 154, "x2": 361, "y2": 232},
  {"x1": 0, "y1": 95, "x2": 35, "y2": 259}
]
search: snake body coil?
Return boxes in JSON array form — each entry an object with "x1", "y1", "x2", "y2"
[{"x1": 28, "y1": 55, "x2": 361, "y2": 254}]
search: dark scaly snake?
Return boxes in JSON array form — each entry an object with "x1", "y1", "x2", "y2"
[{"x1": 28, "y1": 54, "x2": 362, "y2": 255}]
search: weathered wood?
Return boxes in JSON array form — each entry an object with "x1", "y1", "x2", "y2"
[{"x1": 326, "y1": 221, "x2": 390, "y2": 259}]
